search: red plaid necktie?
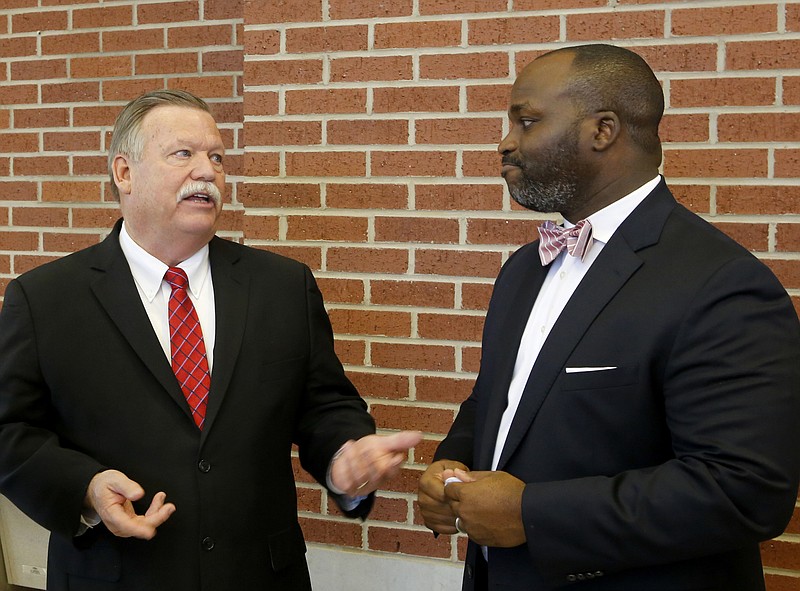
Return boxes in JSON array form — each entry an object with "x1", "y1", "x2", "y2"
[
  {"x1": 537, "y1": 219, "x2": 594, "y2": 266},
  {"x1": 165, "y1": 267, "x2": 210, "y2": 429}
]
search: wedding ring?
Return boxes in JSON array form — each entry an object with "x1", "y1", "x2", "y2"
[
  {"x1": 455, "y1": 517, "x2": 465, "y2": 534},
  {"x1": 356, "y1": 480, "x2": 369, "y2": 490}
]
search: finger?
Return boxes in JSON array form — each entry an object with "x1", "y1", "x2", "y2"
[
  {"x1": 378, "y1": 431, "x2": 423, "y2": 453},
  {"x1": 442, "y1": 481, "x2": 464, "y2": 502}
]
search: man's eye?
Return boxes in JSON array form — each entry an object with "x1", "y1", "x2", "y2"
[
  {"x1": 175, "y1": 149, "x2": 191, "y2": 157},
  {"x1": 520, "y1": 119, "x2": 536, "y2": 129},
  {"x1": 211, "y1": 154, "x2": 224, "y2": 164}
]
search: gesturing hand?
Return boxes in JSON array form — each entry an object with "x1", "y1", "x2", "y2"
[
  {"x1": 417, "y1": 459, "x2": 470, "y2": 535},
  {"x1": 85, "y1": 469, "x2": 175, "y2": 540},
  {"x1": 330, "y1": 431, "x2": 423, "y2": 497}
]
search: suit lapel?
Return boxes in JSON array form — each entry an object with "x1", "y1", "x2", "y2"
[
  {"x1": 493, "y1": 182, "x2": 677, "y2": 470},
  {"x1": 202, "y1": 237, "x2": 249, "y2": 435},
  {"x1": 89, "y1": 223, "x2": 190, "y2": 417}
]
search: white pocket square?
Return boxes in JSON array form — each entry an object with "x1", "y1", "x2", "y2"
[{"x1": 565, "y1": 366, "x2": 617, "y2": 374}]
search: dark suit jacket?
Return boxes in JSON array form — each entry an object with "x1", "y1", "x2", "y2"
[
  {"x1": 435, "y1": 181, "x2": 800, "y2": 591},
  {"x1": 0, "y1": 221, "x2": 375, "y2": 591}
]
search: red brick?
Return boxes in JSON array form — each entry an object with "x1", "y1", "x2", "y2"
[
  {"x1": 711, "y1": 222, "x2": 769, "y2": 252},
  {"x1": 12, "y1": 10, "x2": 68, "y2": 33},
  {"x1": 203, "y1": 49, "x2": 242, "y2": 74},
  {"x1": 41, "y1": 181, "x2": 101, "y2": 203},
  {"x1": 72, "y1": 208, "x2": 121, "y2": 229},
  {"x1": 136, "y1": 52, "x2": 197, "y2": 75},
  {"x1": 244, "y1": 0, "x2": 321, "y2": 23},
  {"x1": 364, "y1": 495, "x2": 409, "y2": 523},
  {"x1": 330, "y1": 55, "x2": 413, "y2": 83},
  {"x1": 1, "y1": 0, "x2": 36, "y2": 8},
  {"x1": 416, "y1": 375, "x2": 474, "y2": 404},
  {"x1": 659, "y1": 113, "x2": 709, "y2": 143},
  {"x1": 299, "y1": 517, "x2": 362, "y2": 547},
  {"x1": 374, "y1": 21, "x2": 461, "y2": 49},
  {"x1": 371, "y1": 342, "x2": 455, "y2": 372},
  {"x1": 258, "y1": 245, "x2": 321, "y2": 270},
  {"x1": 375, "y1": 216, "x2": 459, "y2": 244},
  {"x1": 13, "y1": 156, "x2": 69, "y2": 176},
  {"x1": 372, "y1": 404, "x2": 455, "y2": 433},
  {"x1": 470, "y1": 15, "x2": 559, "y2": 45},
  {"x1": 327, "y1": 247, "x2": 408, "y2": 274},
  {"x1": 41, "y1": 81, "x2": 100, "y2": 104},
  {"x1": 776, "y1": 149, "x2": 800, "y2": 178},
  {"x1": 41, "y1": 31, "x2": 99, "y2": 55},
  {"x1": 243, "y1": 91, "x2": 278, "y2": 116},
  {"x1": 719, "y1": 113, "x2": 800, "y2": 142},
  {"x1": 0, "y1": 132, "x2": 39, "y2": 153},
  {"x1": 761, "y1": 538, "x2": 800, "y2": 570},
  {"x1": 672, "y1": 5, "x2": 776, "y2": 36},
  {"x1": 423, "y1": 184, "x2": 506, "y2": 211},
  {"x1": 0, "y1": 182, "x2": 38, "y2": 201},
  {"x1": 367, "y1": 525, "x2": 450, "y2": 558},
  {"x1": 671, "y1": 184, "x2": 711, "y2": 214},
  {"x1": 14, "y1": 108, "x2": 69, "y2": 128},
  {"x1": 663, "y1": 149, "x2": 767, "y2": 179},
  {"x1": 348, "y1": 372, "x2": 409, "y2": 401},
  {"x1": 0, "y1": 229, "x2": 41, "y2": 251},
  {"x1": 285, "y1": 89, "x2": 366, "y2": 114},
  {"x1": 0, "y1": 36, "x2": 37, "y2": 58},
  {"x1": 71, "y1": 55, "x2": 131, "y2": 79},
  {"x1": 778, "y1": 224, "x2": 800, "y2": 252},
  {"x1": 168, "y1": 76, "x2": 237, "y2": 99},
  {"x1": 43, "y1": 232, "x2": 101, "y2": 253},
  {"x1": 416, "y1": 117, "x2": 502, "y2": 145},
  {"x1": 315, "y1": 277, "x2": 364, "y2": 305},
  {"x1": 764, "y1": 573, "x2": 800, "y2": 591},
  {"x1": 14, "y1": 254, "x2": 62, "y2": 274},
  {"x1": 0, "y1": 85, "x2": 37, "y2": 106},
  {"x1": 467, "y1": 84, "x2": 511, "y2": 112},
  {"x1": 103, "y1": 79, "x2": 167, "y2": 101},
  {"x1": 334, "y1": 339, "x2": 365, "y2": 366},
  {"x1": 244, "y1": 29, "x2": 280, "y2": 56},
  {"x1": 72, "y1": 5, "x2": 132, "y2": 29},
  {"x1": 462, "y1": 345, "x2": 481, "y2": 373},
  {"x1": 238, "y1": 153, "x2": 279, "y2": 178},
  {"x1": 44, "y1": 131, "x2": 101, "y2": 152},
  {"x1": 286, "y1": 151, "x2": 366, "y2": 177},
  {"x1": 138, "y1": 1, "x2": 198, "y2": 24},
  {"x1": 419, "y1": 312, "x2": 484, "y2": 342},
  {"x1": 421, "y1": 52, "x2": 508, "y2": 81},
  {"x1": 567, "y1": 11, "x2": 663, "y2": 41},
  {"x1": 419, "y1": 0, "x2": 506, "y2": 14},
  {"x1": 328, "y1": 309, "x2": 411, "y2": 338},
  {"x1": 325, "y1": 183, "x2": 408, "y2": 209},
  {"x1": 462, "y1": 282, "x2": 493, "y2": 311},
  {"x1": 415, "y1": 249, "x2": 502, "y2": 278},
  {"x1": 717, "y1": 186, "x2": 800, "y2": 215},
  {"x1": 245, "y1": 59, "x2": 322, "y2": 85},
  {"x1": 286, "y1": 215, "x2": 368, "y2": 242},
  {"x1": 238, "y1": 183, "x2": 320, "y2": 208},
  {"x1": 244, "y1": 121, "x2": 321, "y2": 146},
  {"x1": 633, "y1": 44, "x2": 717, "y2": 72},
  {"x1": 467, "y1": 218, "x2": 535, "y2": 246},
  {"x1": 286, "y1": 25, "x2": 368, "y2": 53},
  {"x1": 463, "y1": 150, "x2": 502, "y2": 178},
  {"x1": 411, "y1": 439, "x2": 440, "y2": 466},
  {"x1": 329, "y1": 0, "x2": 412, "y2": 19},
  {"x1": 168, "y1": 24, "x2": 232, "y2": 49},
  {"x1": 327, "y1": 119, "x2": 409, "y2": 146},
  {"x1": 73, "y1": 156, "x2": 107, "y2": 176},
  {"x1": 728, "y1": 40, "x2": 800, "y2": 70},
  {"x1": 373, "y1": 86, "x2": 459, "y2": 113},
  {"x1": 670, "y1": 77, "x2": 776, "y2": 108},
  {"x1": 371, "y1": 151, "x2": 456, "y2": 177},
  {"x1": 296, "y1": 486, "x2": 323, "y2": 513},
  {"x1": 204, "y1": 0, "x2": 242, "y2": 20},
  {"x1": 371, "y1": 280, "x2": 455, "y2": 308},
  {"x1": 11, "y1": 59, "x2": 68, "y2": 81},
  {"x1": 72, "y1": 105, "x2": 119, "y2": 127}
]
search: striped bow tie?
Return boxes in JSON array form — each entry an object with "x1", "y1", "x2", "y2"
[{"x1": 537, "y1": 219, "x2": 593, "y2": 266}]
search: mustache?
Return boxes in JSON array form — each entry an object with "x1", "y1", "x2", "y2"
[
  {"x1": 501, "y1": 156, "x2": 524, "y2": 167},
  {"x1": 176, "y1": 181, "x2": 221, "y2": 204}
]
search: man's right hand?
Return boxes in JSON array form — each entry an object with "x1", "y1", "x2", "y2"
[
  {"x1": 417, "y1": 459, "x2": 470, "y2": 535},
  {"x1": 85, "y1": 470, "x2": 175, "y2": 539}
]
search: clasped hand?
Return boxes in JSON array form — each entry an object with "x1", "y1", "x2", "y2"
[
  {"x1": 329, "y1": 431, "x2": 423, "y2": 497},
  {"x1": 418, "y1": 460, "x2": 527, "y2": 547}
]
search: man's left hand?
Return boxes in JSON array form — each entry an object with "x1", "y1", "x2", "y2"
[
  {"x1": 443, "y1": 468, "x2": 527, "y2": 547},
  {"x1": 330, "y1": 431, "x2": 423, "y2": 496}
]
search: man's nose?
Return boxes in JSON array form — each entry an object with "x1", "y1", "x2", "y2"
[
  {"x1": 497, "y1": 129, "x2": 517, "y2": 155},
  {"x1": 192, "y1": 154, "x2": 218, "y2": 180}
]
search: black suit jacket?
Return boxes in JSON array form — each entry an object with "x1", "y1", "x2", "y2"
[
  {"x1": 0, "y1": 221, "x2": 375, "y2": 591},
  {"x1": 436, "y1": 181, "x2": 800, "y2": 590}
]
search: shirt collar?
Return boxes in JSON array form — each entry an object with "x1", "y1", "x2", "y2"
[
  {"x1": 564, "y1": 175, "x2": 661, "y2": 245},
  {"x1": 119, "y1": 222, "x2": 211, "y2": 301}
]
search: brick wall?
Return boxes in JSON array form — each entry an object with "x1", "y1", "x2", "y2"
[{"x1": 1, "y1": 0, "x2": 799, "y2": 587}]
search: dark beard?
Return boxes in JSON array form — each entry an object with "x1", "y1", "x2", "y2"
[{"x1": 505, "y1": 128, "x2": 582, "y2": 214}]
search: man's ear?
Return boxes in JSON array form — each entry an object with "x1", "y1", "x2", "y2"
[
  {"x1": 112, "y1": 154, "x2": 132, "y2": 196},
  {"x1": 590, "y1": 111, "x2": 620, "y2": 152}
]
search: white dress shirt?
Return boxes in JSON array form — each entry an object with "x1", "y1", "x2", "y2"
[
  {"x1": 118, "y1": 222, "x2": 216, "y2": 371},
  {"x1": 491, "y1": 176, "x2": 661, "y2": 470}
]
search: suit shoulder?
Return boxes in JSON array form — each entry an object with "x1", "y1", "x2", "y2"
[{"x1": 210, "y1": 237, "x2": 310, "y2": 275}]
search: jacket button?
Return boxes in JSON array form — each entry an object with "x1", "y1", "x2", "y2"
[
  {"x1": 198, "y1": 459, "x2": 211, "y2": 473},
  {"x1": 201, "y1": 536, "x2": 215, "y2": 551},
  {"x1": 566, "y1": 574, "x2": 577, "y2": 582}
]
